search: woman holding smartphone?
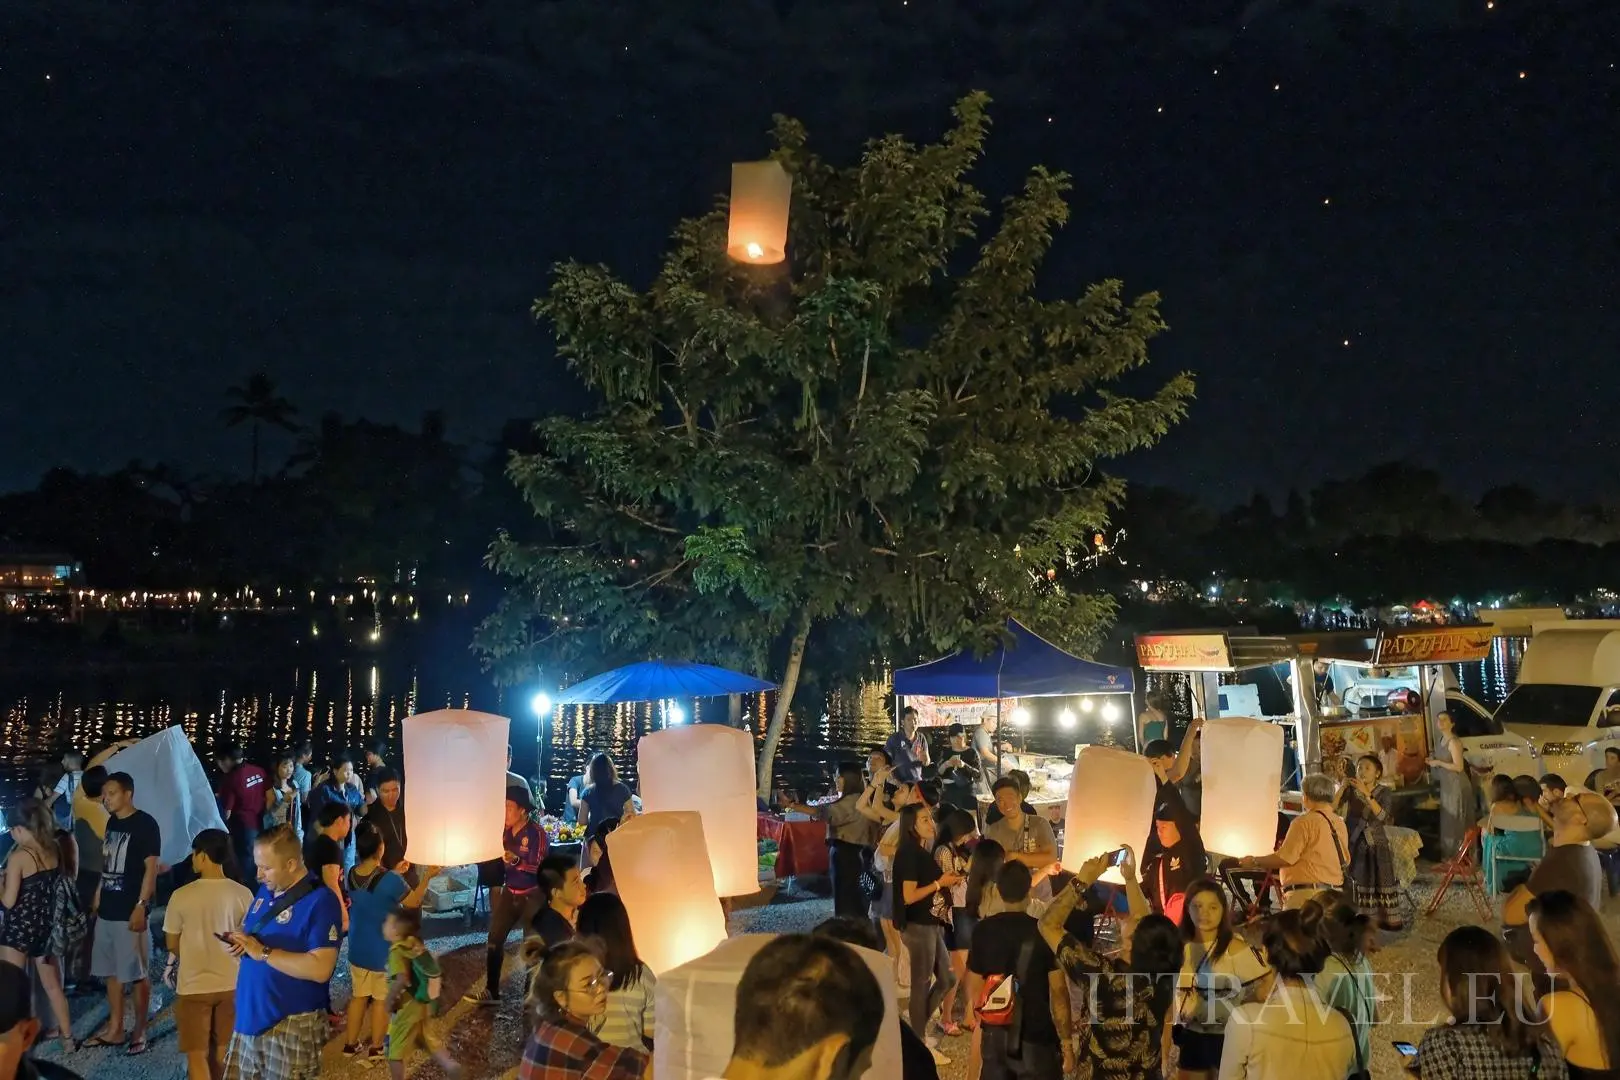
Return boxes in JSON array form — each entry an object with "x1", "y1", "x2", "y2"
[
  {"x1": 1413, "y1": 925, "x2": 1568, "y2": 1079},
  {"x1": 893, "y1": 803, "x2": 961, "y2": 1066}
]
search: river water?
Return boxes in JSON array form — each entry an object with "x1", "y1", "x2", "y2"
[{"x1": 0, "y1": 637, "x2": 1525, "y2": 817}]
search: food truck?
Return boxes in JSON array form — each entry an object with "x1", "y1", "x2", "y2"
[{"x1": 1132, "y1": 626, "x2": 1536, "y2": 788}]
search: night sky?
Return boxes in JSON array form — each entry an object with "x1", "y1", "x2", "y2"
[{"x1": 3, "y1": 1, "x2": 1615, "y2": 505}]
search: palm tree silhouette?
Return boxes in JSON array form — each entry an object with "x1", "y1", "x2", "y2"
[{"x1": 221, "y1": 373, "x2": 300, "y2": 483}]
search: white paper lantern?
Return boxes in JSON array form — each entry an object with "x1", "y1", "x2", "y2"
[
  {"x1": 727, "y1": 160, "x2": 792, "y2": 264},
  {"x1": 401, "y1": 709, "x2": 510, "y2": 866},
  {"x1": 1200, "y1": 717, "x2": 1285, "y2": 857},
  {"x1": 613, "y1": 811, "x2": 728, "y2": 975},
  {"x1": 100, "y1": 727, "x2": 227, "y2": 869},
  {"x1": 638, "y1": 724, "x2": 758, "y2": 896},
  {"x1": 653, "y1": 935, "x2": 902, "y2": 1080},
  {"x1": 1062, "y1": 745, "x2": 1157, "y2": 884}
]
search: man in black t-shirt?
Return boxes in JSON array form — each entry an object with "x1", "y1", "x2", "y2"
[
  {"x1": 530, "y1": 856, "x2": 583, "y2": 947},
  {"x1": 965, "y1": 862, "x2": 1070, "y2": 1080},
  {"x1": 87, "y1": 771, "x2": 161, "y2": 1054},
  {"x1": 938, "y1": 725, "x2": 981, "y2": 813}
]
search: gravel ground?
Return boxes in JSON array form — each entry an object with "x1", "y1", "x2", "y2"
[{"x1": 27, "y1": 873, "x2": 1620, "y2": 1079}]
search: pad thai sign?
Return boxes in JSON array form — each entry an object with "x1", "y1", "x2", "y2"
[
  {"x1": 1373, "y1": 628, "x2": 1494, "y2": 666},
  {"x1": 1135, "y1": 633, "x2": 1232, "y2": 671}
]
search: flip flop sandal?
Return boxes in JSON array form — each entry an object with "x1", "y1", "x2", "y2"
[
  {"x1": 81, "y1": 1035, "x2": 126, "y2": 1049},
  {"x1": 127, "y1": 1038, "x2": 151, "y2": 1056}
]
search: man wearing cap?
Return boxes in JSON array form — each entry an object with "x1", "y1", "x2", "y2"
[{"x1": 465, "y1": 785, "x2": 548, "y2": 1006}]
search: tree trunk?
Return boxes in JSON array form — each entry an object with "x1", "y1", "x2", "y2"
[
  {"x1": 728, "y1": 693, "x2": 742, "y2": 728},
  {"x1": 756, "y1": 611, "x2": 812, "y2": 799}
]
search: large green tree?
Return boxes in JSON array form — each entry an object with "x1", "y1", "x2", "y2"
[{"x1": 479, "y1": 93, "x2": 1193, "y2": 794}]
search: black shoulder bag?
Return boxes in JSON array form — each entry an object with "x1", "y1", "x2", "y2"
[{"x1": 247, "y1": 877, "x2": 318, "y2": 937}]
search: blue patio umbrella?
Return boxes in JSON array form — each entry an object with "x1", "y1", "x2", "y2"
[{"x1": 551, "y1": 659, "x2": 777, "y2": 705}]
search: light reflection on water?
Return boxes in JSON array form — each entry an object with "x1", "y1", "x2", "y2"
[
  {"x1": 0, "y1": 665, "x2": 896, "y2": 813},
  {"x1": 0, "y1": 638, "x2": 1528, "y2": 815}
]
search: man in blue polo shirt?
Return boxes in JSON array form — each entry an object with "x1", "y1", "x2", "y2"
[{"x1": 223, "y1": 825, "x2": 342, "y2": 1080}]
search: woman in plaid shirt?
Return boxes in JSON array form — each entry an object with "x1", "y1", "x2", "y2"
[
  {"x1": 517, "y1": 939, "x2": 650, "y2": 1080},
  {"x1": 1414, "y1": 926, "x2": 1568, "y2": 1080}
]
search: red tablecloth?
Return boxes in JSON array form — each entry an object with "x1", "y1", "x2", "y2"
[
  {"x1": 774, "y1": 819, "x2": 829, "y2": 878},
  {"x1": 756, "y1": 813, "x2": 784, "y2": 842}
]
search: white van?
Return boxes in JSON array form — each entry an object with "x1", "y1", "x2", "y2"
[{"x1": 1493, "y1": 627, "x2": 1620, "y2": 784}]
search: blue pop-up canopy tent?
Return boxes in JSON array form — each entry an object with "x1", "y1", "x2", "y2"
[{"x1": 892, "y1": 619, "x2": 1134, "y2": 699}]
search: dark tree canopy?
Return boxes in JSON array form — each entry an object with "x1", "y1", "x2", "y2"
[{"x1": 477, "y1": 93, "x2": 1194, "y2": 791}]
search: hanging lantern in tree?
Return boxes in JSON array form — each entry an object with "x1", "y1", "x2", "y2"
[
  {"x1": 638, "y1": 725, "x2": 758, "y2": 896},
  {"x1": 1062, "y1": 745, "x2": 1157, "y2": 883},
  {"x1": 726, "y1": 160, "x2": 792, "y2": 265},
  {"x1": 613, "y1": 811, "x2": 728, "y2": 975},
  {"x1": 1199, "y1": 717, "x2": 1285, "y2": 857},
  {"x1": 401, "y1": 708, "x2": 510, "y2": 866}
]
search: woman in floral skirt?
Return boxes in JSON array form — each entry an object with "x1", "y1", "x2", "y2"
[{"x1": 1334, "y1": 754, "x2": 1403, "y2": 931}]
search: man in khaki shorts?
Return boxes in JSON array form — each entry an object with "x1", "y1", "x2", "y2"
[{"x1": 164, "y1": 829, "x2": 254, "y2": 1080}]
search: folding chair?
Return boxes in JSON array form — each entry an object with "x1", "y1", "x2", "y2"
[
  {"x1": 1424, "y1": 825, "x2": 1491, "y2": 920},
  {"x1": 1483, "y1": 815, "x2": 1546, "y2": 896}
]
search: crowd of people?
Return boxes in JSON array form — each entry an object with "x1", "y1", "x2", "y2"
[
  {"x1": 4, "y1": 709, "x2": 1620, "y2": 1080},
  {"x1": 774, "y1": 709, "x2": 1620, "y2": 1080},
  {"x1": 0, "y1": 739, "x2": 660, "y2": 1080}
]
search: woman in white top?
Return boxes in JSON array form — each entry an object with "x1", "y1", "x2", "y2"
[
  {"x1": 1175, "y1": 878, "x2": 1268, "y2": 1079},
  {"x1": 574, "y1": 892, "x2": 655, "y2": 1051},
  {"x1": 1530, "y1": 889, "x2": 1620, "y2": 1079},
  {"x1": 1218, "y1": 903, "x2": 1354, "y2": 1080}
]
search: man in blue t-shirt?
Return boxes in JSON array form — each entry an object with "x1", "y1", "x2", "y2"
[
  {"x1": 223, "y1": 826, "x2": 343, "y2": 1080},
  {"x1": 884, "y1": 707, "x2": 929, "y2": 783}
]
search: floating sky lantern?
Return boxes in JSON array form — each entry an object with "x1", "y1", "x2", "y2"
[
  {"x1": 614, "y1": 811, "x2": 728, "y2": 975},
  {"x1": 1063, "y1": 745, "x2": 1157, "y2": 883},
  {"x1": 401, "y1": 708, "x2": 510, "y2": 866},
  {"x1": 726, "y1": 160, "x2": 791, "y2": 265},
  {"x1": 638, "y1": 724, "x2": 758, "y2": 896},
  {"x1": 1199, "y1": 717, "x2": 1285, "y2": 857}
]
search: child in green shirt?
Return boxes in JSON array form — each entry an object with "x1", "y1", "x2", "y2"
[{"x1": 384, "y1": 905, "x2": 461, "y2": 1079}]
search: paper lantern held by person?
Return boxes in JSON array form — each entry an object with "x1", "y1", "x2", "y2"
[
  {"x1": 726, "y1": 160, "x2": 792, "y2": 264},
  {"x1": 98, "y1": 727, "x2": 227, "y2": 869},
  {"x1": 401, "y1": 708, "x2": 510, "y2": 867},
  {"x1": 1199, "y1": 717, "x2": 1285, "y2": 857},
  {"x1": 613, "y1": 811, "x2": 728, "y2": 975},
  {"x1": 638, "y1": 724, "x2": 758, "y2": 896},
  {"x1": 1062, "y1": 745, "x2": 1158, "y2": 883}
]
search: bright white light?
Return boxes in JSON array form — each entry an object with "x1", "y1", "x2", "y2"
[
  {"x1": 667, "y1": 702, "x2": 687, "y2": 725},
  {"x1": 1140, "y1": 580, "x2": 1151, "y2": 593},
  {"x1": 1011, "y1": 706, "x2": 1032, "y2": 728},
  {"x1": 745, "y1": 241, "x2": 764, "y2": 260},
  {"x1": 1058, "y1": 709, "x2": 1077, "y2": 729},
  {"x1": 1101, "y1": 702, "x2": 1121, "y2": 724},
  {"x1": 368, "y1": 629, "x2": 381, "y2": 642},
  {"x1": 531, "y1": 691, "x2": 553, "y2": 718},
  {"x1": 1079, "y1": 697, "x2": 1095, "y2": 713}
]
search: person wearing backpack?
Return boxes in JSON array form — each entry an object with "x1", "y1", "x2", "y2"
[
  {"x1": 341, "y1": 823, "x2": 435, "y2": 1064},
  {"x1": 221, "y1": 826, "x2": 343, "y2": 1080},
  {"x1": 963, "y1": 861, "x2": 1070, "y2": 1080},
  {"x1": 1314, "y1": 903, "x2": 1377, "y2": 1080},
  {"x1": 383, "y1": 905, "x2": 460, "y2": 1080}
]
